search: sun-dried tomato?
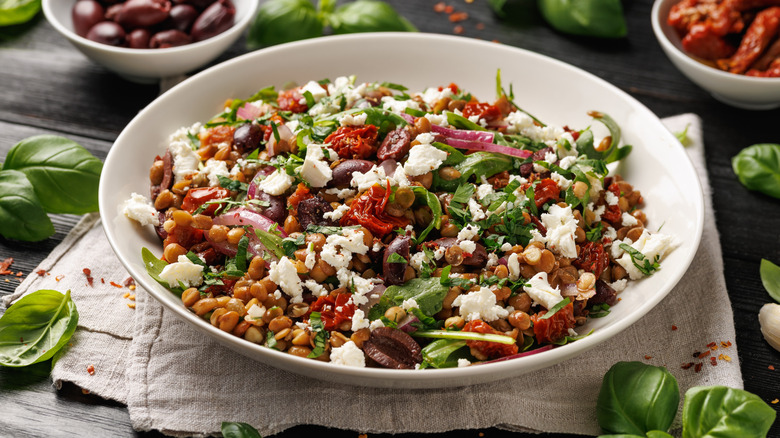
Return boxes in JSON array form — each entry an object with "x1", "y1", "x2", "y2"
[
  {"x1": 309, "y1": 292, "x2": 355, "y2": 331},
  {"x1": 531, "y1": 302, "x2": 576, "y2": 344},
  {"x1": 534, "y1": 178, "x2": 560, "y2": 208},
  {"x1": 277, "y1": 89, "x2": 308, "y2": 113},
  {"x1": 600, "y1": 183, "x2": 623, "y2": 224},
  {"x1": 324, "y1": 125, "x2": 379, "y2": 159},
  {"x1": 462, "y1": 102, "x2": 501, "y2": 122},
  {"x1": 462, "y1": 320, "x2": 518, "y2": 359},
  {"x1": 199, "y1": 125, "x2": 235, "y2": 148},
  {"x1": 573, "y1": 241, "x2": 609, "y2": 278},
  {"x1": 287, "y1": 183, "x2": 312, "y2": 214},
  {"x1": 340, "y1": 182, "x2": 410, "y2": 237},
  {"x1": 181, "y1": 187, "x2": 230, "y2": 216},
  {"x1": 202, "y1": 278, "x2": 237, "y2": 296},
  {"x1": 162, "y1": 224, "x2": 203, "y2": 252},
  {"x1": 439, "y1": 83, "x2": 459, "y2": 94}
]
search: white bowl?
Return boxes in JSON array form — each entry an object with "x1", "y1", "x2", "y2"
[
  {"x1": 42, "y1": 0, "x2": 259, "y2": 83},
  {"x1": 100, "y1": 33, "x2": 704, "y2": 388},
  {"x1": 652, "y1": 0, "x2": 780, "y2": 110}
]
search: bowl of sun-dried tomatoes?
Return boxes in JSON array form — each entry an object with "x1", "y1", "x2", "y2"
[{"x1": 652, "y1": 0, "x2": 780, "y2": 110}]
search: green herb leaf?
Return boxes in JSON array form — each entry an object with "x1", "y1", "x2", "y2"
[
  {"x1": 586, "y1": 222, "x2": 603, "y2": 242},
  {"x1": 420, "y1": 338, "x2": 470, "y2": 369},
  {"x1": 247, "y1": 0, "x2": 323, "y2": 48},
  {"x1": 386, "y1": 252, "x2": 407, "y2": 264},
  {"x1": 675, "y1": 124, "x2": 690, "y2": 145},
  {"x1": 0, "y1": 289, "x2": 78, "y2": 367},
  {"x1": 368, "y1": 277, "x2": 448, "y2": 320},
  {"x1": 329, "y1": 0, "x2": 417, "y2": 34},
  {"x1": 732, "y1": 143, "x2": 780, "y2": 199},
  {"x1": 217, "y1": 175, "x2": 248, "y2": 192},
  {"x1": 0, "y1": 169, "x2": 54, "y2": 241},
  {"x1": 254, "y1": 229, "x2": 286, "y2": 260},
  {"x1": 142, "y1": 247, "x2": 170, "y2": 288},
  {"x1": 682, "y1": 386, "x2": 776, "y2": 438},
  {"x1": 305, "y1": 224, "x2": 359, "y2": 235},
  {"x1": 412, "y1": 330, "x2": 515, "y2": 345},
  {"x1": 234, "y1": 235, "x2": 250, "y2": 272},
  {"x1": 307, "y1": 312, "x2": 330, "y2": 358},
  {"x1": 538, "y1": 0, "x2": 627, "y2": 38},
  {"x1": 760, "y1": 259, "x2": 780, "y2": 303},
  {"x1": 2, "y1": 135, "x2": 102, "y2": 214},
  {"x1": 410, "y1": 186, "x2": 442, "y2": 243},
  {"x1": 537, "y1": 297, "x2": 570, "y2": 319},
  {"x1": 597, "y1": 361, "x2": 679, "y2": 436},
  {"x1": 221, "y1": 422, "x2": 262, "y2": 438},
  {"x1": 0, "y1": 0, "x2": 41, "y2": 26},
  {"x1": 619, "y1": 243, "x2": 661, "y2": 276}
]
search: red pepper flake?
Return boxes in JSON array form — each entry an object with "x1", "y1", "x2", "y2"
[
  {"x1": 694, "y1": 363, "x2": 703, "y2": 373},
  {"x1": 109, "y1": 281, "x2": 123, "y2": 288},
  {"x1": 36, "y1": 269, "x2": 47, "y2": 276},
  {"x1": 644, "y1": 355, "x2": 653, "y2": 360},
  {"x1": 710, "y1": 357, "x2": 717, "y2": 366},
  {"x1": 721, "y1": 340, "x2": 732, "y2": 348},
  {"x1": 0, "y1": 257, "x2": 13, "y2": 275},
  {"x1": 124, "y1": 277, "x2": 136, "y2": 287},
  {"x1": 449, "y1": 11, "x2": 469, "y2": 22},
  {"x1": 83, "y1": 268, "x2": 94, "y2": 287},
  {"x1": 445, "y1": 5, "x2": 454, "y2": 13},
  {"x1": 122, "y1": 292, "x2": 130, "y2": 299},
  {"x1": 707, "y1": 342, "x2": 717, "y2": 350},
  {"x1": 718, "y1": 354, "x2": 732, "y2": 362},
  {"x1": 697, "y1": 350, "x2": 711, "y2": 359},
  {"x1": 433, "y1": 2, "x2": 446, "y2": 13},
  {"x1": 769, "y1": 365, "x2": 775, "y2": 371},
  {"x1": 476, "y1": 22, "x2": 485, "y2": 30},
  {"x1": 82, "y1": 388, "x2": 91, "y2": 395},
  {"x1": 454, "y1": 25, "x2": 464, "y2": 34},
  {"x1": 55, "y1": 274, "x2": 65, "y2": 281},
  {"x1": 681, "y1": 362, "x2": 694, "y2": 369},
  {"x1": 127, "y1": 303, "x2": 136, "y2": 309},
  {"x1": 87, "y1": 364, "x2": 95, "y2": 375},
  {"x1": 100, "y1": 278, "x2": 105, "y2": 284},
  {"x1": 692, "y1": 351, "x2": 701, "y2": 358},
  {"x1": 772, "y1": 399, "x2": 779, "y2": 404},
  {"x1": 15, "y1": 271, "x2": 22, "y2": 277}
]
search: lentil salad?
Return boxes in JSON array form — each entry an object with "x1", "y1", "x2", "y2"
[{"x1": 124, "y1": 74, "x2": 677, "y2": 369}]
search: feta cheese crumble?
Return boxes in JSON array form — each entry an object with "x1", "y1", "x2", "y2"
[
  {"x1": 329, "y1": 341, "x2": 366, "y2": 367},
  {"x1": 300, "y1": 145, "x2": 333, "y2": 187},
  {"x1": 268, "y1": 257, "x2": 303, "y2": 303},
  {"x1": 452, "y1": 286, "x2": 510, "y2": 322},
  {"x1": 523, "y1": 272, "x2": 564, "y2": 310},
  {"x1": 404, "y1": 143, "x2": 448, "y2": 176},
  {"x1": 122, "y1": 193, "x2": 159, "y2": 226},
  {"x1": 159, "y1": 255, "x2": 203, "y2": 288},
  {"x1": 258, "y1": 169, "x2": 294, "y2": 196}
]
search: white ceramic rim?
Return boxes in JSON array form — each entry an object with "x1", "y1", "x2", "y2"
[
  {"x1": 651, "y1": 0, "x2": 780, "y2": 84},
  {"x1": 100, "y1": 32, "x2": 705, "y2": 388},
  {"x1": 42, "y1": 0, "x2": 259, "y2": 55}
]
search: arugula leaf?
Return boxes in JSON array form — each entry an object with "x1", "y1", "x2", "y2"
[
  {"x1": 368, "y1": 277, "x2": 448, "y2": 320},
  {"x1": 432, "y1": 141, "x2": 466, "y2": 166},
  {"x1": 446, "y1": 112, "x2": 486, "y2": 131},
  {"x1": 141, "y1": 247, "x2": 184, "y2": 295},
  {"x1": 410, "y1": 186, "x2": 442, "y2": 243},
  {"x1": 447, "y1": 183, "x2": 475, "y2": 227},
  {"x1": 575, "y1": 112, "x2": 631, "y2": 163},
  {"x1": 419, "y1": 338, "x2": 470, "y2": 369}
]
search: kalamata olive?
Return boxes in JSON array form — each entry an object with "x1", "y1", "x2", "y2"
[
  {"x1": 363, "y1": 327, "x2": 422, "y2": 369},
  {"x1": 329, "y1": 159, "x2": 374, "y2": 187},
  {"x1": 519, "y1": 146, "x2": 553, "y2": 178},
  {"x1": 590, "y1": 280, "x2": 618, "y2": 306},
  {"x1": 383, "y1": 235, "x2": 410, "y2": 286},
  {"x1": 233, "y1": 123, "x2": 264, "y2": 154},
  {"x1": 104, "y1": 3, "x2": 123, "y2": 20},
  {"x1": 116, "y1": 0, "x2": 172, "y2": 29},
  {"x1": 190, "y1": 0, "x2": 235, "y2": 42},
  {"x1": 377, "y1": 128, "x2": 411, "y2": 161},
  {"x1": 429, "y1": 237, "x2": 488, "y2": 268},
  {"x1": 86, "y1": 21, "x2": 126, "y2": 46},
  {"x1": 149, "y1": 29, "x2": 191, "y2": 48},
  {"x1": 297, "y1": 196, "x2": 336, "y2": 232},
  {"x1": 127, "y1": 28, "x2": 151, "y2": 48},
  {"x1": 72, "y1": 0, "x2": 105, "y2": 37},
  {"x1": 168, "y1": 3, "x2": 198, "y2": 32},
  {"x1": 172, "y1": 0, "x2": 216, "y2": 9},
  {"x1": 251, "y1": 191, "x2": 286, "y2": 225}
]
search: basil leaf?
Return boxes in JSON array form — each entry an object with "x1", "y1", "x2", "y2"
[
  {"x1": 0, "y1": 169, "x2": 54, "y2": 241},
  {"x1": 368, "y1": 277, "x2": 448, "y2": 320},
  {"x1": 221, "y1": 422, "x2": 262, "y2": 438},
  {"x1": 420, "y1": 338, "x2": 469, "y2": 369},
  {"x1": 0, "y1": 289, "x2": 79, "y2": 367},
  {"x1": 246, "y1": 0, "x2": 323, "y2": 48},
  {"x1": 538, "y1": 0, "x2": 627, "y2": 38},
  {"x1": 0, "y1": 0, "x2": 41, "y2": 26},
  {"x1": 732, "y1": 143, "x2": 780, "y2": 199},
  {"x1": 329, "y1": 0, "x2": 417, "y2": 34},
  {"x1": 760, "y1": 259, "x2": 780, "y2": 303},
  {"x1": 682, "y1": 386, "x2": 776, "y2": 438},
  {"x1": 597, "y1": 361, "x2": 679, "y2": 436},
  {"x1": 2, "y1": 135, "x2": 102, "y2": 214}
]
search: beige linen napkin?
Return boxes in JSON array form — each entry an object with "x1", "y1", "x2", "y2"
[{"x1": 4, "y1": 114, "x2": 741, "y2": 437}]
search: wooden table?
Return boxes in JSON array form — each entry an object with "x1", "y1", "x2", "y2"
[{"x1": 1, "y1": 1, "x2": 779, "y2": 436}]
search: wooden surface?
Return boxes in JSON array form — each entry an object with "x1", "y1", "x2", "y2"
[{"x1": 1, "y1": 1, "x2": 780, "y2": 437}]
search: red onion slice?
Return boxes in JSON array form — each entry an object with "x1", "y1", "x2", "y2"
[
  {"x1": 205, "y1": 207, "x2": 286, "y2": 260},
  {"x1": 267, "y1": 122, "x2": 295, "y2": 157},
  {"x1": 480, "y1": 344, "x2": 555, "y2": 364},
  {"x1": 445, "y1": 137, "x2": 532, "y2": 159},
  {"x1": 431, "y1": 124, "x2": 494, "y2": 142}
]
